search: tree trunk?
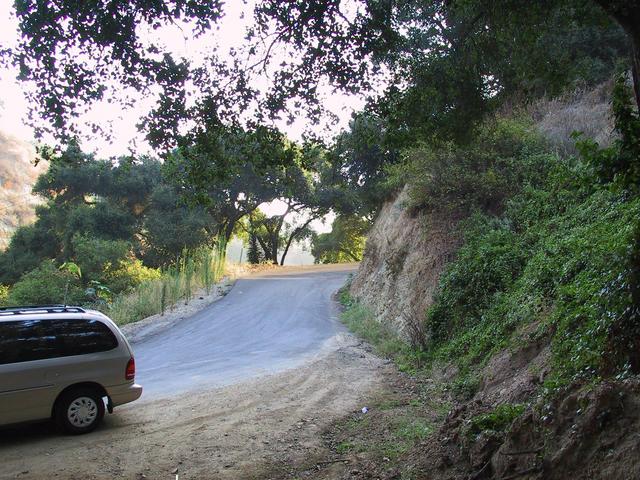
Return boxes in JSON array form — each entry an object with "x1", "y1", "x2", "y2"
[
  {"x1": 279, "y1": 218, "x2": 314, "y2": 266},
  {"x1": 223, "y1": 220, "x2": 236, "y2": 243},
  {"x1": 595, "y1": 1, "x2": 640, "y2": 109},
  {"x1": 254, "y1": 233, "x2": 271, "y2": 263},
  {"x1": 279, "y1": 237, "x2": 295, "y2": 266},
  {"x1": 270, "y1": 231, "x2": 279, "y2": 264}
]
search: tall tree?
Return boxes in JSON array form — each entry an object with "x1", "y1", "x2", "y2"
[
  {"x1": 2, "y1": 0, "x2": 224, "y2": 142},
  {"x1": 593, "y1": 1, "x2": 640, "y2": 108},
  {"x1": 164, "y1": 124, "x2": 300, "y2": 242},
  {"x1": 311, "y1": 215, "x2": 369, "y2": 264},
  {"x1": 238, "y1": 145, "x2": 340, "y2": 265},
  {"x1": 4, "y1": 0, "x2": 633, "y2": 148},
  {"x1": 0, "y1": 143, "x2": 194, "y2": 284},
  {"x1": 246, "y1": 231, "x2": 264, "y2": 265},
  {"x1": 143, "y1": 184, "x2": 217, "y2": 266}
]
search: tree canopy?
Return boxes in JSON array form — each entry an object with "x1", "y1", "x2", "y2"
[
  {"x1": 3, "y1": 0, "x2": 636, "y2": 152},
  {"x1": 311, "y1": 215, "x2": 368, "y2": 264}
]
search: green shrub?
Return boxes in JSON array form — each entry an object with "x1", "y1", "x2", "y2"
[
  {"x1": 340, "y1": 293, "x2": 427, "y2": 373},
  {"x1": 107, "y1": 279, "x2": 165, "y2": 325},
  {"x1": 105, "y1": 244, "x2": 226, "y2": 325},
  {"x1": 386, "y1": 118, "x2": 551, "y2": 214},
  {"x1": 7, "y1": 260, "x2": 85, "y2": 306},
  {"x1": 449, "y1": 372, "x2": 481, "y2": 401},
  {"x1": 467, "y1": 404, "x2": 526, "y2": 436},
  {"x1": 0, "y1": 285, "x2": 9, "y2": 306},
  {"x1": 104, "y1": 258, "x2": 162, "y2": 294},
  {"x1": 425, "y1": 155, "x2": 640, "y2": 384},
  {"x1": 71, "y1": 234, "x2": 130, "y2": 283}
]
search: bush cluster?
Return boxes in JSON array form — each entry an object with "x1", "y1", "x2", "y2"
[
  {"x1": 422, "y1": 109, "x2": 640, "y2": 386},
  {"x1": 467, "y1": 404, "x2": 526, "y2": 437},
  {"x1": 6, "y1": 260, "x2": 85, "y2": 306},
  {"x1": 385, "y1": 119, "x2": 550, "y2": 215}
]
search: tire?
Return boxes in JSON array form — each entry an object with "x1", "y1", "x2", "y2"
[{"x1": 55, "y1": 387, "x2": 105, "y2": 435}]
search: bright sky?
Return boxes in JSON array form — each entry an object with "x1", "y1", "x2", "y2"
[
  {"x1": 0, "y1": 0, "x2": 364, "y2": 234},
  {"x1": 0, "y1": 0, "x2": 366, "y2": 158}
]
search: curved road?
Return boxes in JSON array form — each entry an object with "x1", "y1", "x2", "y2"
[{"x1": 134, "y1": 265, "x2": 356, "y2": 397}]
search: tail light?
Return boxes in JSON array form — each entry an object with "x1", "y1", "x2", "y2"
[{"x1": 125, "y1": 357, "x2": 135, "y2": 380}]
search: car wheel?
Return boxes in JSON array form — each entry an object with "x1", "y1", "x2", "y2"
[{"x1": 55, "y1": 387, "x2": 105, "y2": 434}]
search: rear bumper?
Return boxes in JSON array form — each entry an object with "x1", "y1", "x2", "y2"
[{"x1": 107, "y1": 382, "x2": 143, "y2": 407}]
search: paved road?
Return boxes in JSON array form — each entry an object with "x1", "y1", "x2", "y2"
[{"x1": 134, "y1": 265, "x2": 356, "y2": 397}]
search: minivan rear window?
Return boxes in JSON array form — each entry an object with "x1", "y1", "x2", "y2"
[{"x1": 0, "y1": 318, "x2": 118, "y2": 365}]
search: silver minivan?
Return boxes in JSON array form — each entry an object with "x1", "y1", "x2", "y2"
[{"x1": 0, "y1": 305, "x2": 142, "y2": 434}]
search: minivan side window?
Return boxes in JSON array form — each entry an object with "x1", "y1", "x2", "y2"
[
  {"x1": 56, "y1": 318, "x2": 118, "y2": 357},
  {"x1": 0, "y1": 318, "x2": 118, "y2": 365},
  {"x1": 0, "y1": 319, "x2": 58, "y2": 365}
]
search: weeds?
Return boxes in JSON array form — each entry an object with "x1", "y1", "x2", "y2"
[
  {"x1": 466, "y1": 404, "x2": 526, "y2": 437},
  {"x1": 105, "y1": 242, "x2": 226, "y2": 325},
  {"x1": 333, "y1": 409, "x2": 434, "y2": 464},
  {"x1": 448, "y1": 372, "x2": 481, "y2": 401},
  {"x1": 339, "y1": 293, "x2": 427, "y2": 373},
  {"x1": 335, "y1": 441, "x2": 355, "y2": 454},
  {"x1": 394, "y1": 417, "x2": 434, "y2": 442}
]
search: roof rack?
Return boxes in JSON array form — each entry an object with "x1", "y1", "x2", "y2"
[{"x1": 0, "y1": 305, "x2": 86, "y2": 316}]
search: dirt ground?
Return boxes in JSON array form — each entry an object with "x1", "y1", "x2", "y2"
[{"x1": 0, "y1": 333, "x2": 387, "y2": 480}]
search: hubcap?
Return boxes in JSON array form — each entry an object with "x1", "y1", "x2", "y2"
[{"x1": 67, "y1": 396, "x2": 98, "y2": 428}]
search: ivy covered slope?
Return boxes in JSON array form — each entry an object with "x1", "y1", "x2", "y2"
[
  {"x1": 427, "y1": 150, "x2": 639, "y2": 388},
  {"x1": 424, "y1": 81, "x2": 640, "y2": 389},
  {"x1": 335, "y1": 82, "x2": 640, "y2": 479}
]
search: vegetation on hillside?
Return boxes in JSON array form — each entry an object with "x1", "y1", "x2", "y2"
[
  {"x1": 338, "y1": 78, "x2": 640, "y2": 397},
  {"x1": 425, "y1": 126, "x2": 640, "y2": 389},
  {"x1": 1, "y1": 0, "x2": 639, "y2": 394},
  {"x1": 1, "y1": 0, "x2": 640, "y2": 477},
  {"x1": 333, "y1": 84, "x2": 640, "y2": 476}
]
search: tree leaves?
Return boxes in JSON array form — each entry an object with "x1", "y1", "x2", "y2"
[{"x1": 3, "y1": 0, "x2": 223, "y2": 143}]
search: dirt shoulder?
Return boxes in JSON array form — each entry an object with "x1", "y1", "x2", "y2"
[
  {"x1": 120, "y1": 278, "x2": 235, "y2": 344},
  {"x1": 0, "y1": 333, "x2": 387, "y2": 480}
]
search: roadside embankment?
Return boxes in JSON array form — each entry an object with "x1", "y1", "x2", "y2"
[
  {"x1": 319, "y1": 82, "x2": 640, "y2": 479},
  {"x1": 349, "y1": 186, "x2": 461, "y2": 340}
]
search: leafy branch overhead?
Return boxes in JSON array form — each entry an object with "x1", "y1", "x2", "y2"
[
  {"x1": 2, "y1": 0, "x2": 223, "y2": 141},
  {"x1": 3, "y1": 1, "x2": 638, "y2": 150}
]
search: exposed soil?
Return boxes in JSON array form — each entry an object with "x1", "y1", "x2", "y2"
[
  {"x1": 0, "y1": 334, "x2": 386, "y2": 480},
  {"x1": 256, "y1": 362, "x2": 451, "y2": 480},
  {"x1": 349, "y1": 186, "x2": 462, "y2": 340},
  {"x1": 255, "y1": 332, "x2": 640, "y2": 480},
  {"x1": 3, "y1": 321, "x2": 639, "y2": 480}
]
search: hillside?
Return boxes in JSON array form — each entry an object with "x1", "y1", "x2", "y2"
[
  {"x1": 0, "y1": 132, "x2": 44, "y2": 249},
  {"x1": 350, "y1": 82, "x2": 617, "y2": 339},
  {"x1": 334, "y1": 82, "x2": 640, "y2": 479}
]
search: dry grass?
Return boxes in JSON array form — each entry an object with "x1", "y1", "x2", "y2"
[
  {"x1": 106, "y1": 246, "x2": 227, "y2": 325},
  {"x1": 529, "y1": 81, "x2": 615, "y2": 157}
]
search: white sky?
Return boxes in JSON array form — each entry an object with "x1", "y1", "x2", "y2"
[
  {"x1": 0, "y1": 0, "x2": 366, "y2": 158},
  {"x1": 0, "y1": 0, "x2": 365, "y2": 234}
]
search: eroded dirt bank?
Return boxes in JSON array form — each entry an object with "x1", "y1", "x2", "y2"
[
  {"x1": 349, "y1": 187, "x2": 462, "y2": 338},
  {"x1": 0, "y1": 334, "x2": 385, "y2": 480}
]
